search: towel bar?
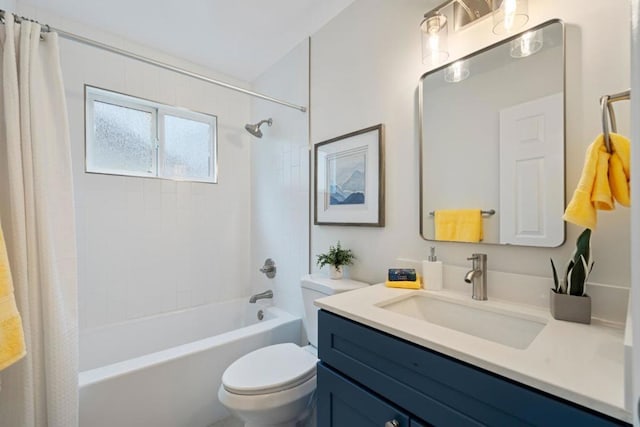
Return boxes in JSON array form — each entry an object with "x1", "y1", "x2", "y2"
[{"x1": 428, "y1": 209, "x2": 495, "y2": 217}]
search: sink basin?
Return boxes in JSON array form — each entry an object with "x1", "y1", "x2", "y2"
[{"x1": 378, "y1": 294, "x2": 547, "y2": 350}]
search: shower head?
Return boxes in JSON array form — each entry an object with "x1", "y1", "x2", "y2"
[{"x1": 245, "y1": 118, "x2": 273, "y2": 138}]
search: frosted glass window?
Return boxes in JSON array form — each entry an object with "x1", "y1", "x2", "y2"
[
  {"x1": 163, "y1": 115, "x2": 212, "y2": 179},
  {"x1": 92, "y1": 101, "x2": 154, "y2": 174},
  {"x1": 85, "y1": 86, "x2": 217, "y2": 183}
]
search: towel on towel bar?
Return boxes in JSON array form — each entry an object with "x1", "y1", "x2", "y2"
[
  {"x1": 434, "y1": 209, "x2": 483, "y2": 243},
  {"x1": 0, "y1": 222, "x2": 26, "y2": 371},
  {"x1": 563, "y1": 133, "x2": 630, "y2": 229}
]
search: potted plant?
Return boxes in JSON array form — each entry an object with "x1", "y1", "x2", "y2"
[
  {"x1": 316, "y1": 241, "x2": 355, "y2": 279},
  {"x1": 549, "y1": 228, "x2": 594, "y2": 324}
]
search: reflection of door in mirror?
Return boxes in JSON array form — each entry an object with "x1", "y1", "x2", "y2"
[
  {"x1": 499, "y1": 93, "x2": 564, "y2": 246},
  {"x1": 420, "y1": 20, "x2": 565, "y2": 247}
]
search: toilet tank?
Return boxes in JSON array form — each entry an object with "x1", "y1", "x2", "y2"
[{"x1": 300, "y1": 274, "x2": 368, "y2": 348}]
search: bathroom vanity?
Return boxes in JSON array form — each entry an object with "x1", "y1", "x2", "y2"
[{"x1": 315, "y1": 284, "x2": 631, "y2": 426}]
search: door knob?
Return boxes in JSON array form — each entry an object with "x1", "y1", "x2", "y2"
[{"x1": 385, "y1": 420, "x2": 400, "y2": 427}]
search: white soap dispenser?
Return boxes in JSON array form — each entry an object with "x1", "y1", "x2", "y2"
[{"x1": 422, "y1": 247, "x2": 443, "y2": 291}]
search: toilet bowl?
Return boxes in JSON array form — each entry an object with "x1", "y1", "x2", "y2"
[
  {"x1": 218, "y1": 343, "x2": 317, "y2": 427},
  {"x1": 218, "y1": 275, "x2": 368, "y2": 427}
]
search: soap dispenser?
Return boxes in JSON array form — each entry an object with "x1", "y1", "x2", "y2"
[{"x1": 422, "y1": 247, "x2": 443, "y2": 291}]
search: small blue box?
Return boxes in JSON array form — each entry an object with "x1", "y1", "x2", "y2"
[{"x1": 388, "y1": 268, "x2": 417, "y2": 282}]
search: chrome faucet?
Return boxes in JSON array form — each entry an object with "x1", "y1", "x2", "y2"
[
  {"x1": 249, "y1": 289, "x2": 273, "y2": 303},
  {"x1": 464, "y1": 253, "x2": 487, "y2": 300}
]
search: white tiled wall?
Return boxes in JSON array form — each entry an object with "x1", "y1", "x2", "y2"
[
  {"x1": 250, "y1": 40, "x2": 310, "y2": 323},
  {"x1": 15, "y1": 5, "x2": 253, "y2": 331}
]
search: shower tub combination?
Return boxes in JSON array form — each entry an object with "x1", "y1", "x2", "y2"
[{"x1": 79, "y1": 299, "x2": 301, "y2": 427}]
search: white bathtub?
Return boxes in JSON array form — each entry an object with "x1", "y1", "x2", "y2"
[{"x1": 79, "y1": 299, "x2": 302, "y2": 427}]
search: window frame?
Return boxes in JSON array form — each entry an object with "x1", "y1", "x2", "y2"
[{"x1": 85, "y1": 85, "x2": 218, "y2": 184}]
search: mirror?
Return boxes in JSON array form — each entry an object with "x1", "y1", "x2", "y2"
[{"x1": 420, "y1": 20, "x2": 565, "y2": 247}]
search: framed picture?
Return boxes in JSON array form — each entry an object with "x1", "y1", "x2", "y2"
[{"x1": 314, "y1": 124, "x2": 385, "y2": 227}]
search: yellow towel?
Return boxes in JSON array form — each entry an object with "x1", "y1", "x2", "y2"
[
  {"x1": 609, "y1": 134, "x2": 631, "y2": 207},
  {"x1": 434, "y1": 209, "x2": 483, "y2": 243},
  {"x1": 0, "y1": 223, "x2": 26, "y2": 371},
  {"x1": 385, "y1": 279, "x2": 422, "y2": 289},
  {"x1": 563, "y1": 133, "x2": 631, "y2": 229}
]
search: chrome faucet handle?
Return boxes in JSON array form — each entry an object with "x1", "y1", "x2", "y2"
[
  {"x1": 259, "y1": 258, "x2": 276, "y2": 278},
  {"x1": 467, "y1": 254, "x2": 487, "y2": 267}
]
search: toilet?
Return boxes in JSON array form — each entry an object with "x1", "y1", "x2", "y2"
[{"x1": 218, "y1": 274, "x2": 368, "y2": 427}]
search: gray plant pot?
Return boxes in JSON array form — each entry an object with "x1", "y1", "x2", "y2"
[{"x1": 549, "y1": 289, "x2": 591, "y2": 324}]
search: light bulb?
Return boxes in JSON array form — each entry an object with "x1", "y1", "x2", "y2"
[
  {"x1": 421, "y1": 13, "x2": 449, "y2": 66},
  {"x1": 492, "y1": 0, "x2": 528, "y2": 35},
  {"x1": 510, "y1": 30, "x2": 543, "y2": 58},
  {"x1": 503, "y1": 0, "x2": 516, "y2": 32},
  {"x1": 444, "y1": 60, "x2": 470, "y2": 83}
]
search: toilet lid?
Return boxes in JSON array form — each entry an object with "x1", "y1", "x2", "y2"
[{"x1": 222, "y1": 343, "x2": 318, "y2": 395}]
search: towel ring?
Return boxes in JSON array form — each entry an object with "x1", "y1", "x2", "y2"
[
  {"x1": 600, "y1": 95, "x2": 613, "y2": 154},
  {"x1": 600, "y1": 89, "x2": 630, "y2": 154}
]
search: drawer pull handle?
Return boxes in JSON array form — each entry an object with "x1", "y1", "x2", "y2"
[{"x1": 385, "y1": 420, "x2": 400, "y2": 427}]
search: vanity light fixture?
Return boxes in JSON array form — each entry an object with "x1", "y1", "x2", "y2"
[
  {"x1": 510, "y1": 29, "x2": 542, "y2": 58},
  {"x1": 444, "y1": 60, "x2": 470, "y2": 83},
  {"x1": 421, "y1": 12, "x2": 449, "y2": 66},
  {"x1": 492, "y1": 0, "x2": 529, "y2": 35},
  {"x1": 420, "y1": 0, "x2": 529, "y2": 66}
]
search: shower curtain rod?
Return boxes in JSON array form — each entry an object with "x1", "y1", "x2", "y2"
[{"x1": 0, "y1": 10, "x2": 308, "y2": 113}]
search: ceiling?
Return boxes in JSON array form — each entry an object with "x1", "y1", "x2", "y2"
[{"x1": 19, "y1": 0, "x2": 356, "y2": 82}]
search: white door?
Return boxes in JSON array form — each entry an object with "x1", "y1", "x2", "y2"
[{"x1": 499, "y1": 92, "x2": 564, "y2": 246}]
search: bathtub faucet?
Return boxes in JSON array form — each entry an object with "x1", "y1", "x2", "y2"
[{"x1": 249, "y1": 289, "x2": 273, "y2": 303}]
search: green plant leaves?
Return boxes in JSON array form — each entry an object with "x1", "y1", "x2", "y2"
[
  {"x1": 551, "y1": 228, "x2": 593, "y2": 296},
  {"x1": 567, "y1": 255, "x2": 586, "y2": 296},
  {"x1": 316, "y1": 241, "x2": 355, "y2": 269},
  {"x1": 550, "y1": 258, "x2": 559, "y2": 292}
]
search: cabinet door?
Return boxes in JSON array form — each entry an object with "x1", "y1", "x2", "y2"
[{"x1": 317, "y1": 363, "x2": 411, "y2": 427}]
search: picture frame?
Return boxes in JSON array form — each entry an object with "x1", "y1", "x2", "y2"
[{"x1": 314, "y1": 124, "x2": 385, "y2": 227}]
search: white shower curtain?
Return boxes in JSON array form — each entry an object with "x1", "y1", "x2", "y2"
[{"x1": 0, "y1": 14, "x2": 79, "y2": 427}]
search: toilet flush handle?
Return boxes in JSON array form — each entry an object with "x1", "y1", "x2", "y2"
[{"x1": 385, "y1": 420, "x2": 400, "y2": 427}]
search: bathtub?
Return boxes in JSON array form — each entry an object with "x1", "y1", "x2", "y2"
[{"x1": 79, "y1": 299, "x2": 302, "y2": 427}]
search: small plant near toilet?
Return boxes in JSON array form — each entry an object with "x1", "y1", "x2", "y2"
[
  {"x1": 549, "y1": 228, "x2": 594, "y2": 324},
  {"x1": 316, "y1": 241, "x2": 355, "y2": 279}
]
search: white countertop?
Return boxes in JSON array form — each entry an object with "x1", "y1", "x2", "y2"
[{"x1": 315, "y1": 283, "x2": 630, "y2": 423}]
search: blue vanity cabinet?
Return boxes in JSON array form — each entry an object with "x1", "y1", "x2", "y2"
[
  {"x1": 317, "y1": 310, "x2": 629, "y2": 427},
  {"x1": 317, "y1": 363, "x2": 415, "y2": 427}
]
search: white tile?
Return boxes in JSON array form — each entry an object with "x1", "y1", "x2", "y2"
[
  {"x1": 143, "y1": 178, "x2": 162, "y2": 193},
  {"x1": 161, "y1": 192, "x2": 177, "y2": 211},
  {"x1": 177, "y1": 190, "x2": 192, "y2": 208},
  {"x1": 82, "y1": 288, "x2": 109, "y2": 330},
  {"x1": 176, "y1": 290, "x2": 192, "y2": 310},
  {"x1": 124, "y1": 60, "x2": 160, "y2": 101},
  {"x1": 106, "y1": 290, "x2": 129, "y2": 324},
  {"x1": 191, "y1": 182, "x2": 205, "y2": 195},
  {"x1": 127, "y1": 191, "x2": 144, "y2": 212},
  {"x1": 162, "y1": 180, "x2": 177, "y2": 194},
  {"x1": 290, "y1": 144, "x2": 301, "y2": 167},
  {"x1": 126, "y1": 292, "x2": 155, "y2": 319},
  {"x1": 144, "y1": 190, "x2": 162, "y2": 211}
]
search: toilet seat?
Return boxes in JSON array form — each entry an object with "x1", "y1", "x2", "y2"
[{"x1": 222, "y1": 343, "x2": 317, "y2": 396}]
